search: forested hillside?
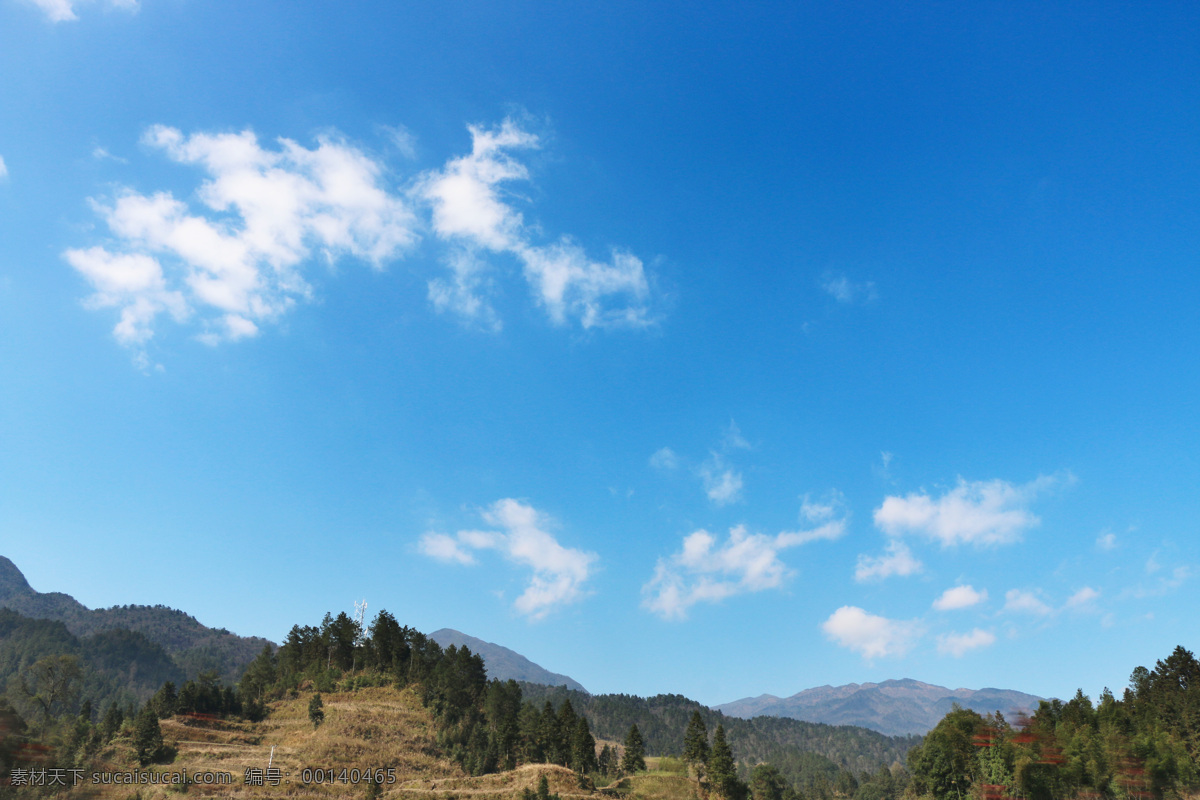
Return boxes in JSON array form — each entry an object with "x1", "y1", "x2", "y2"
[
  {"x1": 905, "y1": 645, "x2": 1200, "y2": 800},
  {"x1": 518, "y1": 684, "x2": 918, "y2": 786},
  {"x1": 0, "y1": 556, "x2": 270, "y2": 684},
  {"x1": 0, "y1": 608, "x2": 185, "y2": 714}
]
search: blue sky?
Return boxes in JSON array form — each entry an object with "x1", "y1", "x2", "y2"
[{"x1": 2, "y1": 0, "x2": 1199, "y2": 708}]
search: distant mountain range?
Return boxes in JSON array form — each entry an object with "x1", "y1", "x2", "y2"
[
  {"x1": 429, "y1": 628, "x2": 588, "y2": 693},
  {"x1": 714, "y1": 678, "x2": 1043, "y2": 736},
  {"x1": 0, "y1": 555, "x2": 272, "y2": 684}
]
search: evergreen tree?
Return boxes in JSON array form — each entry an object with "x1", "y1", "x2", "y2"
[
  {"x1": 750, "y1": 764, "x2": 788, "y2": 800},
  {"x1": 133, "y1": 706, "x2": 164, "y2": 765},
  {"x1": 309, "y1": 693, "x2": 325, "y2": 728},
  {"x1": 100, "y1": 703, "x2": 123, "y2": 740},
  {"x1": 708, "y1": 724, "x2": 744, "y2": 800},
  {"x1": 150, "y1": 681, "x2": 177, "y2": 718},
  {"x1": 622, "y1": 724, "x2": 646, "y2": 773},
  {"x1": 558, "y1": 699, "x2": 579, "y2": 765},
  {"x1": 541, "y1": 701, "x2": 563, "y2": 764},
  {"x1": 598, "y1": 744, "x2": 616, "y2": 776},
  {"x1": 684, "y1": 710, "x2": 710, "y2": 777},
  {"x1": 572, "y1": 716, "x2": 598, "y2": 773}
]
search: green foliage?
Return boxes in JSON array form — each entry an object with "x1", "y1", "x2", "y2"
[
  {"x1": 750, "y1": 763, "x2": 790, "y2": 800},
  {"x1": 308, "y1": 692, "x2": 325, "y2": 728},
  {"x1": 133, "y1": 706, "x2": 164, "y2": 765},
  {"x1": 572, "y1": 716, "x2": 598, "y2": 773},
  {"x1": 622, "y1": 723, "x2": 647, "y2": 773},
  {"x1": 684, "y1": 709, "x2": 710, "y2": 777},
  {"x1": 906, "y1": 705, "x2": 984, "y2": 800},
  {"x1": 904, "y1": 645, "x2": 1200, "y2": 800},
  {"x1": 709, "y1": 724, "x2": 745, "y2": 800}
]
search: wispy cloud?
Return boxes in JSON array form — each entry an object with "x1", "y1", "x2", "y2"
[
  {"x1": 722, "y1": 419, "x2": 751, "y2": 450},
  {"x1": 855, "y1": 540, "x2": 923, "y2": 582},
  {"x1": 1096, "y1": 531, "x2": 1118, "y2": 551},
  {"x1": 1064, "y1": 586, "x2": 1100, "y2": 610},
  {"x1": 418, "y1": 499, "x2": 597, "y2": 619},
  {"x1": 937, "y1": 628, "x2": 996, "y2": 657},
  {"x1": 418, "y1": 119, "x2": 653, "y2": 329},
  {"x1": 0, "y1": 155, "x2": 8, "y2": 180},
  {"x1": 820, "y1": 271, "x2": 877, "y2": 304},
  {"x1": 932, "y1": 584, "x2": 988, "y2": 611},
  {"x1": 92, "y1": 147, "x2": 128, "y2": 164},
  {"x1": 699, "y1": 453, "x2": 743, "y2": 506},
  {"x1": 27, "y1": 0, "x2": 138, "y2": 23},
  {"x1": 644, "y1": 520, "x2": 846, "y2": 620},
  {"x1": 649, "y1": 447, "x2": 679, "y2": 471},
  {"x1": 821, "y1": 606, "x2": 922, "y2": 660},
  {"x1": 874, "y1": 473, "x2": 1071, "y2": 547},
  {"x1": 1002, "y1": 588, "x2": 1053, "y2": 616},
  {"x1": 800, "y1": 490, "x2": 846, "y2": 524}
]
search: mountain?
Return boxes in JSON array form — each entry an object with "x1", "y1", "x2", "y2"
[
  {"x1": 428, "y1": 628, "x2": 588, "y2": 693},
  {"x1": 715, "y1": 678, "x2": 1043, "y2": 736},
  {"x1": 0, "y1": 555, "x2": 272, "y2": 684}
]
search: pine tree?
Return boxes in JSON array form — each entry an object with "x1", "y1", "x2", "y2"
[
  {"x1": 133, "y1": 706, "x2": 164, "y2": 765},
  {"x1": 308, "y1": 693, "x2": 325, "y2": 728},
  {"x1": 621, "y1": 724, "x2": 646, "y2": 773},
  {"x1": 708, "y1": 724, "x2": 743, "y2": 800},
  {"x1": 572, "y1": 717, "x2": 598, "y2": 773},
  {"x1": 683, "y1": 710, "x2": 710, "y2": 777},
  {"x1": 598, "y1": 744, "x2": 615, "y2": 777},
  {"x1": 557, "y1": 700, "x2": 579, "y2": 766}
]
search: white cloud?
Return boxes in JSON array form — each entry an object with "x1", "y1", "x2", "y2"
[
  {"x1": 874, "y1": 474, "x2": 1070, "y2": 547},
  {"x1": 644, "y1": 520, "x2": 845, "y2": 620},
  {"x1": 418, "y1": 119, "x2": 653, "y2": 329},
  {"x1": 699, "y1": 453, "x2": 743, "y2": 506},
  {"x1": 418, "y1": 532, "x2": 477, "y2": 565},
  {"x1": 27, "y1": 0, "x2": 137, "y2": 22},
  {"x1": 1065, "y1": 586, "x2": 1100, "y2": 609},
  {"x1": 649, "y1": 447, "x2": 679, "y2": 471},
  {"x1": 800, "y1": 490, "x2": 846, "y2": 524},
  {"x1": 937, "y1": 628, "x2": 997, "y2": 657},
  {"x1": 855, "y1": 540, "x2": 923, "y2": 582},
  {"x1": 932, "y1": 584, "x2": 988, "y2": 611},
  {"x1": 0, "y1": 155, "x2": 7, "y2": 180},
  {"x1": 418, "y1": 499, "x2": 597, "y2": 619},
  {"x1": 820, "y1": 271, "x2": 877, "y2": 304},
  {"x1": 1003, "y1": 588, "x2": 1053, "y2": 616},
  {"x1": 65, "y1": 247, "x2": 187, "y2": 346},
  {"x1": 1096, "y1": 532, "x2": 1117, "y2": 551},
  {"x1": 821, "y1": 606, "x2": 922, "y2": 660},
  {"x1": 71, "y1": 120, "x2": 660, "y2": 361},
  {"x1": 67, "y1": 125, "x2": 417, "y2": 357}
]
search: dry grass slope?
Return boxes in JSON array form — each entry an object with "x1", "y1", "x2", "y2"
[{"x1": 61, "y1": 687, "x2": 688, "y2": 800}]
